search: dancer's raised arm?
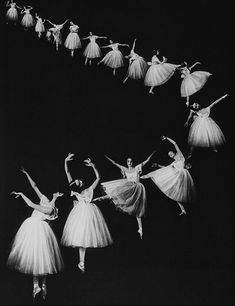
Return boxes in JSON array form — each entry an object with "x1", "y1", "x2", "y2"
[
  {"x1": 21, "y1": 168, "x2": 44, "y2": 199},
  {"x1": 64, "y1": 153, "x2": 74, "y2": 184},
  {"x1": 62, "y1": 19, "x2": 69, "y2": 26},
  {"x1": 118, "y1": 43, "x2": 130, "y2": 48},
  {"x1": 84, "y1": 158, "x2": 100, "y2": 190},
  {"x1": 46, "y1": 19, "x2": 55, "y2": 26},
  {"x1": 208, "y1": 94, "x2": 228, "y2": 110},
  {"x1": 189, "y1": 62, "x2": 201, "y2": 70},
  {"x1": 141, "y1": 151, "x2": 156, "y2": 166},
  {"x1": 105, "y1": 155, "x2": 123, "y2": 170},
  {"x1": 162, "y1": 136, "x2": 183, "y2": 157}
]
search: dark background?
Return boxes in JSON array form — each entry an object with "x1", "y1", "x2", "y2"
[{"x1": 1, "y1": 1, "x2": 234, "y2": 305}]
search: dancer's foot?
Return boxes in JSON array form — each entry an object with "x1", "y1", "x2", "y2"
[
  {"x1": 138, "y1": 228, "x2": 143, "y2": 239},
  {"x1": 33, "y1": 286, "x2": 41, "y2": 300},
  {"x1": 42, "y1": 284, "x2": 47, "y2": 300},
  {"x1": 213, "y1": 148, "x2": 218, "y2": 153},
  {"x1": 78, "y1": 262, "x2": 85, "y2": 272},
  {"x1": 179, "y1": 209, "x2": 186, "y2": 216}
]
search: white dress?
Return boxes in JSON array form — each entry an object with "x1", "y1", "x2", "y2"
[
  {"x1": 180, "y1": 67, "x2": 212, "y2": 98},
  {"x1": 21, "y1": 9, "x2": 34, "y2": 28},
  {"x1": 100, "y1": 43, "x2": 125, "y2": 69},
  {"x1": 83, "y1": 36, "x2": 102, "y2": 59},
  {"x1": 145, "y1": 55, "x2": 180, "y2": 87},
  {"x1": 147, "y1": 154, "x2": 195, "y2": 203},
  {"x1": 35, "y1": 17, "x2": 45, "y2": 35},
  {"x1": 61, "y1": 187, "x2": 113, "y2": 248},
  {"x1": 126, "y1": 51, "x2": 148, "y2": 80},
  {"x1": 7, "y1": 196, "x2": 63, "y2": 275},
  {"x1": 101, "y1": 164, "x2": 146, "y2": 217},
  {"x1": 6, "y1": 3, "x2": 18, "y2": 21},
  {"x1": 64, "y1": 25, "x2": 81, "y2": 50},
  {"x1": 188, "y1": 107, "x2": 225, "y2": 147}
]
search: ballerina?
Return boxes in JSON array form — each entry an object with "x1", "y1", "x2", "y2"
[
  {"x1": 6, "y1": 0, "x2": 22, "y2": 24},
  {"x1": 179, "y1": 61, "x2": 212, "y2": 107},
  {"x1": 141, "y1": 137, "x2": 195, "y2": 215},
  {"x1": 46, "y1": 19, "x2": 69, "y2": 51},
  {"x1": 64, "y1": 21, "x2": 81, "y2": 57},
  {"x1": 20, "y1": 6, "x2": 34, "y2": 29},
  {"x1": 97, "y1": 40, "x2": 129, "y2": 76},
  {"x1": 123, "y1": 38, "x2": 148, "y2": 84},
  {"x1": 144, "y1": 49, "x2": 181, "y2": 94},
  {"x1": 7, "y1": 168, "x2": 64, "y2": 301},
  {"x1": 94, "y1": 152, "x2": 156, "y2": 239},
  {"x1": 184, "y1": 94, "x2": 228, "y2": 159},
  {"x1": 35, "y1": 13, "x2": 45, "y2": 38},
  {"x1": 61, "y1": 154, "x2": 113, "y2": 273},
  {"x1": 82, "y1": 32, "x2": 108, "y2": 65}
]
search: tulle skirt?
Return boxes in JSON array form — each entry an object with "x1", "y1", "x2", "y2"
[
  {"x1": 7, "y1": 217, "x2": 63, "y2": 275},
  {"x1": 65, "y1": 33, "x2": 81, "y2": 50},
  {"x1": 35, "y1": 22, "x2": 45, "y2": 33},
  {"x1": 127, "y1": 57, "x2": 148, "y2": 79},
  {"x1": 6, "y1": 8, "x2": 18, "y2": 20},
  {"x1": 149, "y1": 166, "x2": 195, "y2": 203},
  {"x1": 102, "y1": 179, "x2": 146, "y2": 217},
  {"x1": 21, "y1": 14, "x2": 34, "y2": 27},
  {"x1": 144, "y1": 63, "x2": 179, "y2": 86},
  {"x1": 61, "y1": 202, "x2": 113, "y2": 248},
  {"x1": 181, "y1": 71, "x2": 212, "y2": 97},
  {"x1": 84, "y1": 41, "x2": 101, "y2": 58},
  {"x1": 101, "y1": 50, "x2": 124, "y2": 68},
  {"x1": 188, "y1": 116, "x2": 225, "y2": 147}
]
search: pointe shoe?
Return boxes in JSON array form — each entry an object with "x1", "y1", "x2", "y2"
[
  {"x1": 42, "y1": 284, "x2": 47, "y2": 300},
  {"x1": 78, "y1": 262, "x2": 85, "y2": 273},
  {"x1": 33, "y1": 286, "x2": 41, "y2": 300},
  {"x1": 179, "y1": 210, "x2": 186, "y2": 216},
  {"x1": 138, "y1": 228, "x2": 143, "y2": 239}
]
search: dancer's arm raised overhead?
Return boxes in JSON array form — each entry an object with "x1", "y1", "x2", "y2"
[
  {"x1": 46, "y1": 19, "x2": 55, "y2": 27},
  {"x1": 84, "y1": 158, "x2": 100, "y2": 190},
  {"x1": 105, "y1": 155, "x2": 123, "y2": 170},
  {"x1": 11, "y1": 192, "x2": 49, "y2": 214},
  {"x1": 162, "y1": 136, "x2": 184, "y2": 157},
  {"x1": 189, "y1": 61, "x2": 201, "y2": 70},
  {"x1": 141, "y1": 151, "x2": 156, "y2": 166},
  {"x1": 208, "y1": 94, "x2": 228, "y2": 110},
  {"x1": 21, "y1": 168, "x2": 44, "y2": 199},
  {"x1": 64, "y1": 153, "x2": 74, "y2": 184}
]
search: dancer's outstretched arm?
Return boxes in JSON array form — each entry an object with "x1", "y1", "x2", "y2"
[
  {"x1": 141, "y1": 151, "x2": 156, "y2": 166},
  {"x1": 84, "y1": 158, "x2": 100, "y2": 190},
  {"x1": 46, "y1": 19, "x2": 55, "y2": 26},
  {"x1": 105, "y1": 155, "x2": 123, "y2": 170},
  {"x1": 62, "y1": 19, "x2": 69, "y2": 26},
  {"x1": 184, "y1": 109, "x2": 194, "y2": 127},
  {"x1": 64, "y1": 153, "x2": 74, "y2": 184},
  {"x1": 21, "y1": 168, "x2": 44, "y2": 199},
  {"x1": 208, "y1": 94, "x2": 228, "y2": 110},
  {"x1": 162, "y1": 136, "x2": 184, "y2": 157},
  {"x1": 189, "y1": 62, "x2": 201, "y2": 70}
]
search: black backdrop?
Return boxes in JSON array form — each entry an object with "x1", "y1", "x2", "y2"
[{"x1": 1, "y1": 1, "x2": 234, "y2": 305}]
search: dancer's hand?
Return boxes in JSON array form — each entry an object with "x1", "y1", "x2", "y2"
[
  {"x1": 161, "y1": 135, "x2": 167, "y2": 141},
  {"x1": 11, "y1": 191, "x2": 22, "y2": 198},
  {"x1": 65, "y1": 153, "x2": 74, "y2": 161},
  {"x1": 84, "y1": 158, "x2": 94, "y2": 167},
  {"x1": 21, "y1": 167, "x2": 27, "y2": 174},
  {"x1": 184, "y1": 122, "x2": 189, "y2": 128},
  {"x1": 53, "y1": 192, "x2": 64, "y2": 198}
]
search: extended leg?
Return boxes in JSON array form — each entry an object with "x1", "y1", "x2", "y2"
[{"x1": 136, "y1": 217, "x2": 143, "y2": 239}]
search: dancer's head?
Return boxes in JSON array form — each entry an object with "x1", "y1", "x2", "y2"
[
  {"x1": 191, "y1": 103, "x2": 200, "y2": 110},
  {"x1": 109, "y1": 39, "x2": 113, "y2": 44},
  {"x1": 168, "y1": 151, "x2": 175, "y2": 159},
  {"x1": 127, "y1": 158, "x2": 133, "y2": 167},
  {"x1": 89, "y1": 31, "x2": 93, "y2": 35}
]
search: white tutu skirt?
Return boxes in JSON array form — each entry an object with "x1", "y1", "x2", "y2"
[
  {"x1": 61, "y1": 202, "x2": 113, "y2": 248},
  {"x1": 128, "y1": 57, "x2": 148, "y2": 79},
  {"x1": 7, "y1": 217, "x2": 63, "y2": 275},
  {"x1": 6, "y1": 8, "x2": 18, "y2": 20},
  {"x1": 84, "y1": 42, "x2": 101, "y2": 58},
  {"x1": 21, "y1": 14, "x2": 34, "y2": 27},
  {"x1": 149, "y1": 166, "x2": 195, "y2": 203},
  {"x1": 181, "y1": 71, "x2": 212, "y2": 97},
  {"x1": 102, "y1": 179, "x2": 146, "y2": 217},
  {"x1": 188, "y1": 116, "x2": 225, "y2": 147},
  {"x1": 101, "y1": 50, "x2": 124, "y2": 68},
  {"x1": 35, "y1": 22, "x2": 45, "y2": 33},
  {"x1": 65, "y1": 33, "x2": 81, "y2": 50},
  {"x1": 144, "y1": 63, "x2": 178, "y2": 86}
]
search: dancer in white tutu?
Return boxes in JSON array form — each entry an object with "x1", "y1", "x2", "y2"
[
  {"x1": 82, "y1": 32, "x2": 107, "y2": 65},
  {"x1": 61, "y1": 154, "x2": 113, "y2": 273},
  {"x1": 46, "y1": 19, "x2": 69, "y2": 51},
  {"x1": 94, "y1": 152, "x2": 156, "y2": 239},
  {"x1": 20, "y1": 6, "x2": 34, "y2": 29},
  {"x1": 123, "y1": 38, "x2": 148, "y2": 84},
  {"x1": 6, "y1": 0, "x2": 22, "y2": 23},
  {"x1": 184, "y1": 94, "x2": 228, "y2": 159},
  {"x1": 97, "y1": 40, "x2": 129, "y2": 76},
  {"x1": 35, "y1": 13, "x2": 45, "y2": 38},
  {"x1": 64, "y1": 21, "x2": 81, "y2": 57},
  {"x1": 179, "y1": 61, "x2": 212, "y2": 107},
  {"x1": 7, "y1": 168, "x2": 64, "y2": 301},
  {"x1": 144, "y1": 50, "x2": 180, "y2": 94},
  {"x1": 141, "y1": 137, "x2": 195, "y2": 215}
]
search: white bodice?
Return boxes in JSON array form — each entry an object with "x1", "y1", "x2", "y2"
[
  {"x1": 195, "y1": 107, "x2": 210, "y2": 118},
  {"x1": 171, "y1": 154, "x2": 185, "y2": 170},
  {"x1": 70, "y1": 25, "x2": 79, "y2": 33},
  {"x1": 121, "y1": 164, "x2": 142, "y2": 182},
  {"x1": 151, "y1": 55, "x2": 161, "y2": 64},
  {"x1": 31, "y1": 195, "x2": 56, "y2": 221},
  {"x1": 73, "y1": 187, "x2": 93, "y2": 205},
  {"x1": 89, "y1": 36, "x2": 97, "y2": 42},
  {"x1": 10, "y1": 3, "x2": 16, "y2": 8},
  {"x1": 24, "y1": 9, "x2": 31, "y2": 14},
  {"x1": 110, "y1": 43, "x2": 119, "y2": 51}
]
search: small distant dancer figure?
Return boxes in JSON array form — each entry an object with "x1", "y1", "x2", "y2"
[
  {"x1": 6, "y1": 0, "x2": 22, "y2": 24},
  {"x1": 184, "y1": 94, "x2": 228, "y2": 159},
  {"x1": 46, "y1": 19, "x2": 69, "y2": 51},
  {"x1": 20, "y1": 6, "x2": 34, "y2": 29},
  {"x1": 64, "y1": 21, "x2": 81, "y2": 57},
  {"x1": 35, "y1": 14, "x2": 45, "y2": 38},
  {"x1": 82, "y1": 32, "x2": 108, "y2": 65}
]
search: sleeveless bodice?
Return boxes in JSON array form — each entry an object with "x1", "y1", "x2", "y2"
[
  {"x1": 151, "y1": 55, "x2": 161, "y2": 64},
  {"x1": 31, "y1": 195, "x2": 57, "y2": 221},
  {"x1": 73, "y1": 187, "x2": 93, "y2": 205},
  {"x1": 11, "y1": 3, "x2": 16, "y2": 8},
  {"x1": 111, "y1": 43, "x2": 119, "y2": 51},
  {"x1": 181, "y1": 67, "x2": 190, "y2": 77},
  {"x1": 89, "y1": 36, "x2": 97, "y2": 42},
  {"x1": 121, "y1": 164, "x2": 142, "y2": 182},
  {"x1": 171, "y1": 154, "x2": 185, "y2": 170},
  {"x1": 70, "y1": 25, "x2": 78, "y2": 33},
  {"x1": 196, "y1": 107, "x2": 210, "y2": 118}
]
